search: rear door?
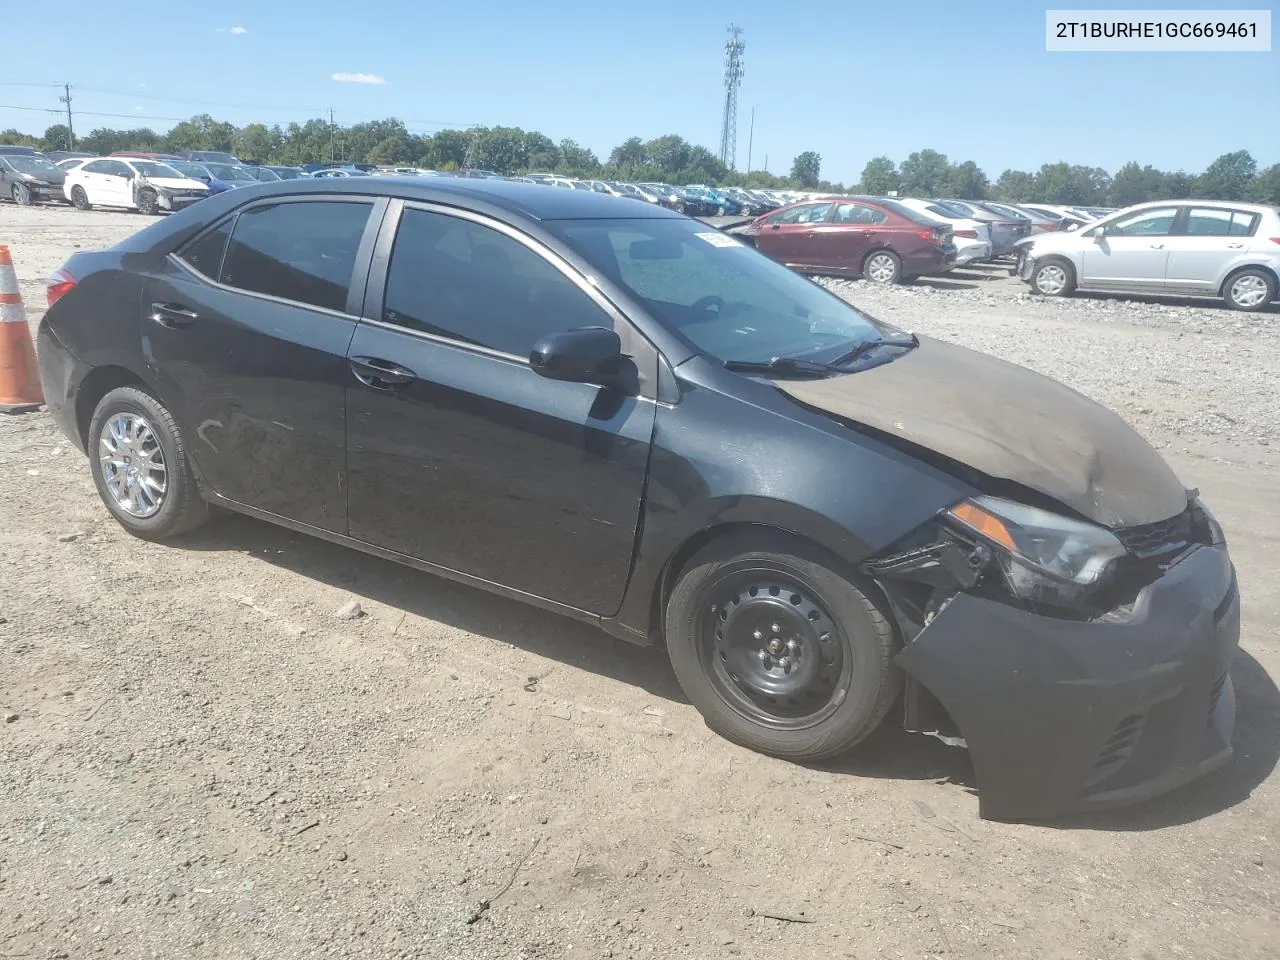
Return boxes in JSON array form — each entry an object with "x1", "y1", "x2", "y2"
[
  {"x1": 343, "y1": 202, "x2": 656, "y2": 614},
  {"x1": 819, "y1": 202, "x2": 886, "y2": 272},
  {"x1": 144, "y1": 195, "x2": 384, "y2": 531},
  {"x1": 753, "y1": 202, "x2": 835, "y2": 269},
  {"x1": 1163, "y1": 206, "x2": 1260, "y2": 295},
  {"x1": 1080, "y1": 206, "x2": 1177, "y2": 293}
]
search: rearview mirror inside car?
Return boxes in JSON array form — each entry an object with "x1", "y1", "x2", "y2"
[{"x1": 529, "y1": 327, "x2": 623, "y2": 385}]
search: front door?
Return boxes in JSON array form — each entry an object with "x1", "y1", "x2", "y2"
[
  {"x1": 143, "y1": 196, "x2": 383, "y2": 532},
  {"x1": 1164, "y1": 205, "x2": 1260, "y2": 296},
  {"x1": 1080, "y1": 206, "x2": 1178, "y2": 293},
  {"x1": 344, "y1": 204, "x2": 655, "y2": 614},
  {"x1": 753, "y1": 201, "x2": 836, "y2": 269}
]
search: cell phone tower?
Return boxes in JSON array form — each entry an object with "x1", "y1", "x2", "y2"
[{"x1": 719, "y1": 24, "x2": 745, "y2": 170}]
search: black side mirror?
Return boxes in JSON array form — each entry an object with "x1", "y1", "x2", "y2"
[{"x1": 529, "y1": 327, "x2": 622, "y2": 385}]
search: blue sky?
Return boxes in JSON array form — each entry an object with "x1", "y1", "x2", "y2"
[{"x1": 1, "y1": 0, "x2": 1276, "y2": 183}]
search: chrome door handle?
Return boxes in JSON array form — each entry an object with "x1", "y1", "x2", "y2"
[
  {"x1": 1149, "y1": 243, "x2": 1165, "y2": 249},
  {"x1": 350, "y1": 356, "x2": 417, "y2": 389},
  {"x1": 149, "y1": 302, "x2": 198, "y2": 328},
  {"x1": 1227, "y1": 242, "x2": 1245, "y2": 249}
]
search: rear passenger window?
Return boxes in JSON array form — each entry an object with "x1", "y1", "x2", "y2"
[
  {"x1": 382, "y1": 208, "x2": 610, "y2": 356},
  {"x1": 1185, "y1": 208, "x2": 1258, "y2": 237},
  {"x1": 179, "y1": 219, "x2": 233, "y2": 280},
  {"x1": 220, "y1": 201, "x2": 372, "y2": 313}
]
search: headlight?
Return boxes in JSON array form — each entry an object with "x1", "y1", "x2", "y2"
[{"x1": 945, "y1": 495, "x2": 1127, "y2": 608}]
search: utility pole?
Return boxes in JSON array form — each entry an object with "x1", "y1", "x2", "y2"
[
  {"x1": 746, "y1": 108, "x2": 754, "y2": 174},
  {"x1": 764, "y1": 153, "x2": 768, "y2": 173},
  {"x1": 718, "y1": 25, "x2": 745, "y2": 170},
  {"x1": 59, "y1": 84, "x2": 74, "y2": 150},
  {"x1": 329, "y1": 108, "x2": 336, "y2": 162}
]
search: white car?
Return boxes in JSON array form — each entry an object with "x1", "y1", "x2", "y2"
[
  {"x1": 64, "y1": 157, "x2": 210, "y2": 215},
  {"x1": 1016, "y1": 200, "x2": 1280, "y2": 312},
  {"x1": 894, "y1": 197, "x2": 993, "y2": 266},
  {"x1": 55, "y1": 158, "x2": 92, "y2": 172}
]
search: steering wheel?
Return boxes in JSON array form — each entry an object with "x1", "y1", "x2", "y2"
[{"x1": 691, "y1": 295, "x2": 725, "y2": 315}]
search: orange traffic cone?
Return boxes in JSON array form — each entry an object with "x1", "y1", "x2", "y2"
[{"x1": 0, "y1": 244, "x2": 43, "y2": 413}]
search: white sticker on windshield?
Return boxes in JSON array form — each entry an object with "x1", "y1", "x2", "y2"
[{"x1": 695, "y1": 231, "x2": 743, "y2": 248}]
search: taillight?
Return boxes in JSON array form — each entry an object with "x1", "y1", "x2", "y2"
[
  {"x1": 1270, "y1": 237, "x2": 1280, "y2": 245},
  {"x1": 954, "y1": 229, "x2": 978, "y2": 239},
  {"x1": 47, "y1": 268, "x2": 76, "y2": 307}
]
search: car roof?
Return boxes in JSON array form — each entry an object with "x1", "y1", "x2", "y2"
[{"x1": 224, "y1": 175, "x2": 685, "y2": 221}]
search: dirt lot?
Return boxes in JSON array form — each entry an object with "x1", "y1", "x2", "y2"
[{"x1": 2, "y1": 203, "x2": 1279, "y2": 960}]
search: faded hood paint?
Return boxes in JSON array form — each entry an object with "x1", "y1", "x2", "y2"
[{"x1": 778, "y1": 335, "x2": 1188, "y2": 528}]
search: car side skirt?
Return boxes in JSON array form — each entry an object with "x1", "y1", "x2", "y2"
[{"x1": 205, "y1": 493, "x2": 652, "y2": 646}]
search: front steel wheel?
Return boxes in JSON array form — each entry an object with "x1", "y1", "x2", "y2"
[{"x1": 665, "y1": 532, "x2": 901, "y2": 761}]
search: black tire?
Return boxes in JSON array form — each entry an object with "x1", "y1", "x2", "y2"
[
  {"x1": 664, "y1": 532, "x2": 901, "y2": 762},
  {"x1": 12, "y1": 182, "x2": 32, "y2": 206},
  {"x1": 1222, "y1": 267, "x2": 1276, "y2": 313},
  {"x1": 1029, "y1": 256, "x2": 1076, "y2": 297},
  {"x1": 87, "y1": 386, "x2": 209, "y2": 540},
  {"x1": 70, "y1": 185, "x2": 92, "y2": 211},
  {"x1": 862, "y1": 249, "x2": 902, "y2": 285},
  {"x1": 136, "y1": 188, "x2": 160, "y2": 216}
]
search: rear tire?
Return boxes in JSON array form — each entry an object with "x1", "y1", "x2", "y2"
[
  {"x1": 1222, "y1": 268, "x2": 1275, "y2": 312},
  {"x1": 862, "y1": 250, "x2": 902, "y2": 285},
  {"x1": 12, "y1": 182, "x2": 32, "y2": 206},
  {"x1": 87, "y1": 387, "x2": 208, "y2": 541},
  {"x1": 664, "y1": 532, "x2": 901, "y2": 762},
  {"x1": 70, "y1": 185, "x2": 92, "y2": 211}
]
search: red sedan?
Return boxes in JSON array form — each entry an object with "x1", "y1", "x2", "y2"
[{"x1": 734, "y1": 196, "x2": 956, "y2": 284}]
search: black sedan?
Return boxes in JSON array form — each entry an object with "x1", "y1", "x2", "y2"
[
  {"x1": 0, "y1": 153, "x2": 67, "y2": 205},
  {"x1": 35, "y1": 179, "x2": 1239, "y2": 821}
]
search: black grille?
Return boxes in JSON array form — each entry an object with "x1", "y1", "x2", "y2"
[
  {"x1": 1086, "y1": 713, "x2": 1147, "y2": 786},
  {"x1": 1115, "y1": 509, "x2": 1193, "y2": 558}
]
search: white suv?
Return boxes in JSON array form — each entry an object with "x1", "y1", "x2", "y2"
[{"x1": 1016, "y1": 200, "x2": 1280, "y2": 312}]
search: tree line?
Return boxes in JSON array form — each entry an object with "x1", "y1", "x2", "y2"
[
  {"x1": 859, "y1": 148, "x2": 1278, "y2": 206},
  {"x1": 0, "y1": 115, "x2": 839, "y2": 192},
  {"x1": 3, "y1": 113, "x2": 1276, "y2": 205}
]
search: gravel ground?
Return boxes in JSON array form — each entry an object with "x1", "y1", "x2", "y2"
[{"x1": 2, "y1": 204, "x2": 1279, "y2": 960}]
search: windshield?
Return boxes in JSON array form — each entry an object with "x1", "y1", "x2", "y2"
[
  {"x1": 133, "y1": 161, "x2": 183, "y2": 179},
  {"x1": 547, "y1": 218, "x2": 890, "y2": 365},
  {"x1": 252, "y1": 167, "x2": 281, "y2": 181},
  {"x1": 7, "y1": 156, "x2": 60, "y2": 176},
  {"x1": 166, "y1": 161, "x2": 206, "y2": 177},
  {"x1": 205, "y1": 163, "x2": 254, "y2": 181}
]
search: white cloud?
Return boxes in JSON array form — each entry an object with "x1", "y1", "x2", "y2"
[
  {"x1": 332, "y1": 72, "x2": 387, "y2": 85},
  {"x1": 230, "y1": 25, "x2": 248, "y2": 34}
]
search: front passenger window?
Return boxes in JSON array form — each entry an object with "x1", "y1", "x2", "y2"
[
  {"x1": 382, "y1": 208, "x2": 611, "y2": 357},
  {"x1": 1107, "y1": 207, "x2": 1178, "y2": 237}
]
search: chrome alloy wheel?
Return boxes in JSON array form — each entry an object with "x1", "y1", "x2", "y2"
[
  {"x1": 98, "y1": 412, "x2": 168, "y2": 518},
  {"x1": 1229, "y1": 274, "x2": 1269, "y2": 309}
]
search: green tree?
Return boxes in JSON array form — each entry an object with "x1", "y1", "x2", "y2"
[
  {"x1": 993, "y1": 169, "x2": 1035, "y2": 202},
  {"x1": 0, "y1": 129, "x2": 42, "y2": 148},
  {"x1": 164, "y1": 113, "x2": 236, "y2": 153},
  {"x1": 645, "y1": 134, "x2": 691, "y2": 176},
  {"x1": 1194, "y1": 150, "x2": 1256, "y2": 200},
  {"x1": 427, "y1": 129, "x2": 472, "y2": 169},
  {"x1": 1033, "y1": 163, "x2": 1110, "y2": 204},
  {"x1": 1252, "y1": 163, "x2": 1280, "y2": 205},
  {"x1": 557, "y1": 139, "x2": 599, "y2": 176},
  {"x1": 78, "y1": 127, "x2": 163, "y2": 155},
  {"x1": 1108, "y1": 162, "x2": 1170, "y2": 206},
  {"x1": 860, "y1": 156, "x2": 899, "y2": 195},
  {"x1": 467, "y1": 126, "x2": 528, "y2": 173},
  {"x1": 1164, "y1": 171, "x2": 1195, "y2": 198},
  {"x1": 790, "y1": 151, "x2": 821, "y2": 188},
  {"x1": 522, "y1": 131, "x2": 559, "y2": 171},
  {"x1": 608, "y1": 136, "x2": 647, "y2": 168},
  {"x1": 41, "y1": 124, "x2": 73, "y2": 151},
  {"x1": 947, "y1": 160, "x2": 988, "y2": 199},
  {"x1": 233, "y1": 123, "x2": 277, "y2": 162},
  {"x1": 898, "y1": 149, "x2": 950, "y2": 195}
]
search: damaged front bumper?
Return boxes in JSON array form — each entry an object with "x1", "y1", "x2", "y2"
[{"x1": 894, "y1": 542, "x2": 1239, "y2": 822}]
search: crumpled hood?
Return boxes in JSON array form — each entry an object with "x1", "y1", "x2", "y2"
[{"x1": 778, "y1": 335, "x2": 1188, "y2": 528}]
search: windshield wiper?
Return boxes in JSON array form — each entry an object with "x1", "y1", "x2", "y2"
[
  {"x1": 829, "y1": 332, "x2": 919, "y2": 367},
  {"x1": 723, "y1": 356, "x2": 839, "y2": 378}
]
